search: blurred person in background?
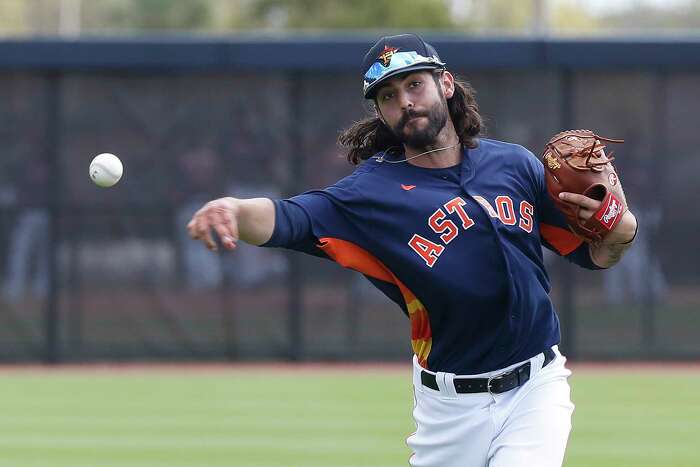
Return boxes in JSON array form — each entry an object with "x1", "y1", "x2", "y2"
[
  {"x1": 173, "y1": 147, "x2": 227, "y2": 290},
  {"x1": 604, "y1": 166, "x2": 666, "y2": 305},
  {"x1": 2, "y1": 156, "x2": 50, "y2": 303},
  {"x1": 187, "y1": 34, "x2": 638, "y2": 467},
  {"x1": 221, "y1": 153, "x2": 288, "y2": 289},
  {"x1": 174, "y1": 146, "x2": 286, "y2": 290}
]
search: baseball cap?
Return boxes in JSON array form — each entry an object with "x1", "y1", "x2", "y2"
[{"x1": 362, "y1": 33, "x2": 446, "y2": 99}]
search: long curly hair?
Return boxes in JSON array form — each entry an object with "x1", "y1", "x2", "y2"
[{"x1": 338, "y1": 74, "x2": 484, "y2": 165}]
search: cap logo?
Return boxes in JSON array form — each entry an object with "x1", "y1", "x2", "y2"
[{"x1": 378, "y1": 45, "x2": 399, "y2": 67}]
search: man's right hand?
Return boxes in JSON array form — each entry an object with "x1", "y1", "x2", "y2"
[
  {"x1": 186, "y1": 197, "x2": 275, "y2": 251},
  {"x1": 187, "y1": 197, "x2": 240, "y2": 252}
]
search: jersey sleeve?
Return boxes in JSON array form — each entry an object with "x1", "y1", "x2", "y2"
[
  {"x1": 260, "y1": 171, "x2": 368, "y2": 259},
  {"x1": 261, "y1": 198, "x2": 325, "y2": 257},
  {"x1": 527, "y1": 150, "x2": 602, "y2": 270}
]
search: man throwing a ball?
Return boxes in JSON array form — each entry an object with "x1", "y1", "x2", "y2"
[{"x1": 188, "y1": 34, "x2": 637, "y2": 466}]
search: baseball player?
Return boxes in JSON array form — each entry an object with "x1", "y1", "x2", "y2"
[{"x1": 187, "y1": 34, "x2": 638, "y2": 467}]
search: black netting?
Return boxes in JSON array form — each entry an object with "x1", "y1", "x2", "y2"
[{"x1": 0, "y1": 68, "x2": 697, "y2": 362}]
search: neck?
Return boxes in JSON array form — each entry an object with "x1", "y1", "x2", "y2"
[{"x1": 404, "y1": 123, "x2": 461, "y2": 168}]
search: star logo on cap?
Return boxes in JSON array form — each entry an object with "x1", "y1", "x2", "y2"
[{"x1": 377, "y1": 45, "x2": 399, "y2": 67}]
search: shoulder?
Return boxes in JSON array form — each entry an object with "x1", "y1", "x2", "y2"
[
  {"x1": 310, "y1": 158, "x2": 383, "y2": 204},
  {"x1": 479, "y1": 138, "x2": 539, "y2": 163},
  {"x1": 334, "y1": 157, "x2": 383, "y2": 189},
  {"x1": 479, "y1": 138, "x2": 543, "y2": 175},
  {"x1": 353, "y1": 156, "x2": 384, "y2": 175},
  {"x1": 341, "y1": 155, "x2": 399, "y2": 186},
  {"x1": 474, "y1": 138, "x2": 545, "y2": 196}
]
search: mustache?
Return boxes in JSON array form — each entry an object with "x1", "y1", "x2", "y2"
[{"x1": 397, "y1": 109, "x2": 429, "y2": 130}]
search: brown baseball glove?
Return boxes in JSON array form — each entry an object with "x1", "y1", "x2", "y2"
[{"x1": 542, "y1": 129, "x2": 627, "y2": 244}]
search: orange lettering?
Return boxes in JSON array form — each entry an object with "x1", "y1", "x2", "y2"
[
  {"x1": 473, "y1": 195, "x2": 498, "y2": 218},
  {"x1": 408, "y1": 234, "x2": 445, "y2": 268},
  {"x1": 428, "y1": 209, "x2": 459, "y2": 244},
  {"x1": 444, "y1": 197, "x2": 475, "y2": 230},
  {"x1": 496, "y1": 196, "x2": 516, "y2": 225},
  {"x1": 519, "y1": 200, "x2": 534, "y2": 233}
]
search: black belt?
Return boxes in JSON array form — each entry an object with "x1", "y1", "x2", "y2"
[{"x1": 420, "y1": 348, "x2": 556, "y2": 395}]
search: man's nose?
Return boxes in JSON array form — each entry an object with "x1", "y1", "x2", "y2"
[{"x1": 397, "y1": 91, "x2": 413, "y2": 111}]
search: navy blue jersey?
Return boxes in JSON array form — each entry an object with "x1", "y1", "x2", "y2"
[{"x1": 264, "y1": 138, "x2": 599, "y2": 374}]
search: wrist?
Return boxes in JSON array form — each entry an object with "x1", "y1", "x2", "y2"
[
  {"x1": 224, "y1": 196, "x2": 241, "y2": 216},
  {"x1": 604, "y1": 211, "x2": 637, "y2": 245}
]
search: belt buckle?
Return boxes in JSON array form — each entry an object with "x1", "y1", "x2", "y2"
[{"x1": 486, "y1": 367, "x2": 514, "y2": 395}]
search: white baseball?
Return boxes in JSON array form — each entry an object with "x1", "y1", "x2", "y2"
[{"x1": 89, "y1": 153, "x2": 123, "y2": 188}]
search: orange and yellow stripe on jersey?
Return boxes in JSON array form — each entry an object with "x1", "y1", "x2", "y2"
[{"x1": 318, "y1": 236, "x2": 432, "y2": 367}]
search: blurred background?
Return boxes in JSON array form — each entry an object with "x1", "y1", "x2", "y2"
[{"x1": 0, "y1": 0, "x2": 697, "y2": 364}]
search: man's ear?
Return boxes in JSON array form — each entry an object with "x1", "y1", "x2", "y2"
[{"x1": 441, "y1": 71, "x2": 455, "y2": 99}]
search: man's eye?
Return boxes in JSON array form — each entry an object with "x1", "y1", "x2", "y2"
[
  {"x1": 381, "y1": 93, "x2": 394, "y2": 101},
  {"x1": 410, "y1": 81, "x2": 422, "y2": 87}
]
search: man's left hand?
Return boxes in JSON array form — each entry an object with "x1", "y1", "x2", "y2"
[{"x1": 558, "y1": 192, "x2": 637, "y2": 244}]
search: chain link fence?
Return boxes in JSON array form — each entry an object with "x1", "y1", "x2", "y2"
[{"x1": 0, "y1": 39, "x2": 697, "y2": 362}]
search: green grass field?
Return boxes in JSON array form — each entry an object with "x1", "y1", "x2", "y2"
[{"x1": 0, "y1": 365, "x2": 698, "y2": 467}]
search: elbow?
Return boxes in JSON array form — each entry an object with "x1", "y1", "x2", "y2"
[
  {"x1": 589, "y1": 241, "x2": 633, "y2": 269},
  {"x1": 589, "y1": 249, "x2": 614, "y2": 269}
]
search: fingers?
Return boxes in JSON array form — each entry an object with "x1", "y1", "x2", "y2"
[
  {"x1": 577, "y1": 208, "x2": 596, "y2": 222},
  {"x1": 186, "y1": 199, "x2": 239, "y2": 252},
  {"x1": 558, "y1": 192, "x2": 603, "y2": 222},
  {"x1": 558, "y1": 192, "x2": 601, "y2": 211},
  {"x1": 188, "y1": 209, "x2": 218, "y2": 251},
  {"x1": 210, "y1": 206, "x2": 239, "y2": 250}
]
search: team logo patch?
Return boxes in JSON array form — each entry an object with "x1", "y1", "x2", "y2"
[
  {"x1": 597, "y1": 194, "x2": 623, "y2": 229},
  {"x1": 378, "y1": 45, "x2": 399, "y2": 67},
  {"x1": 544, "y1": 153, "x2": 561, "y2": 170}
]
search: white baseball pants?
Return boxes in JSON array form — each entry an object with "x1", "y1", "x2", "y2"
[{"x1": 407, "y1": 346, "x2": 574, "y2": 467}]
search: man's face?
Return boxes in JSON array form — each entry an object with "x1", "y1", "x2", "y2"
[{"x1": 375, "y1": 70, "x2": 453, "y2": 148}]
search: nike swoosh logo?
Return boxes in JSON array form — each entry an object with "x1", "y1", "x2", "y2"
[{"x1": 401, "y1": 184, "x2": 416, "y2": 191}]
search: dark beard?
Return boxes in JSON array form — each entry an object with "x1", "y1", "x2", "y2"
[{"x1": 391, "y1": 100, "x2": 448, "y2": 149}]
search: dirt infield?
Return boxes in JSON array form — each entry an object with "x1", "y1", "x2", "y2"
[{"x1": 0, "y1": 360, "x2": 699, "y2": 375}]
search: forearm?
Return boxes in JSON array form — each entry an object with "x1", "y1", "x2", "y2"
[
  {"x1": 589, "y1": 211, "x2": 638, "y2": 268},
  {"x1": 233, "y1": 197, "x2": 276, "y2": 245}
]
